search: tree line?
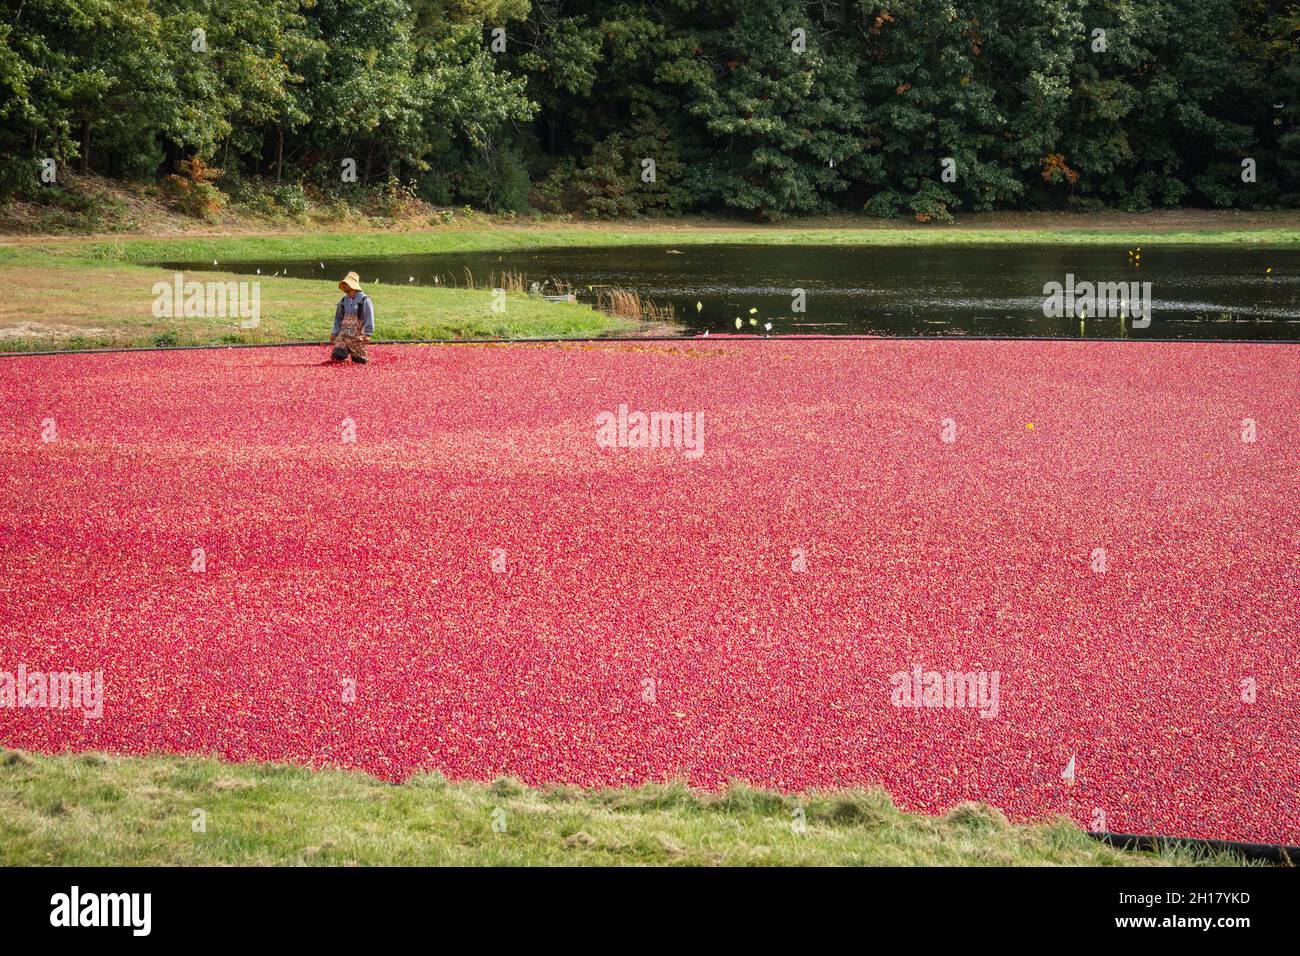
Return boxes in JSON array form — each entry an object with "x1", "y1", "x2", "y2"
[{"x1": 2, "y1": 0, "x2": 1297, "y2": 219}]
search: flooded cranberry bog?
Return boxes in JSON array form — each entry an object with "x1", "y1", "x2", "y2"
[{"x1": 1, "y1": 337, "x2": 1296, "y2": 845}]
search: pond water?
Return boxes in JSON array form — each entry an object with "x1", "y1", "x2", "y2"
[{"x1": 162, "y1": 244, "x2": 1300, "y2": 340}]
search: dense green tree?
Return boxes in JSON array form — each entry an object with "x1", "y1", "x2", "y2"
[{"x1": 1, "y1": 0, "x2": 1295, "y2": 216}]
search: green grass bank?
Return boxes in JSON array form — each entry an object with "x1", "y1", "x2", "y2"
[
  {"x1": 5, "y1": 212, "x2": 1299, "y2": 352},
  {"x1": 0, "y1": 750, "x2": 1258, "y2": 867}
]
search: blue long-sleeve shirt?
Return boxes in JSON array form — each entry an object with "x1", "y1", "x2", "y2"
[{"x1": 333, "y1": 292, "x2": 374, "y2": 337}]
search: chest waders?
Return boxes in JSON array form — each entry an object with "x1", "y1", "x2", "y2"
[{"x1": 334, "y1": 297, "x2": 369, "y2": 362}]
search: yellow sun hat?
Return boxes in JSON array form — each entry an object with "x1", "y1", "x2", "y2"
[{"x1": 338, "y1": 271, "x2": 362, "y2": 293}]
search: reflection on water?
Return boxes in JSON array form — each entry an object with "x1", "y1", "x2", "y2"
[{"x1": 161, "y1": 243, "x2": 1300, "y2": 340}]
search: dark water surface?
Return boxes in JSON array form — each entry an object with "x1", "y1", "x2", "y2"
[{"x1": 162, "y1": 243, "x2": 1300, "y2": 339}]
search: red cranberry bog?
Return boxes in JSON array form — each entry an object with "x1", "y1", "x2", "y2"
[{"x1": 1, "y1": 337, "x2": 1296, "y2": 847}]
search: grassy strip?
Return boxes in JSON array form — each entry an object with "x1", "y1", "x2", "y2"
[
  {"x1": 8, "y1": 222, "x2": 1300, "y2": 265},
  {"x1": 0, "y1": 749, "x2": 1254, "y2": 866},
  {"x1": 6, "y1": 217, "x2": 1296, "y2": 351},
  {"x1": 0, "y1": 257, "x2": 631, "y2": 352}
]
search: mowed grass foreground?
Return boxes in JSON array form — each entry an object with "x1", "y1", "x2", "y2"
[{"x1": 0, "y1": 750, "x2": 1252, "y2": 866}]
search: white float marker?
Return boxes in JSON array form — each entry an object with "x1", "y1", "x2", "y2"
[{"x1": 1062, "y1": 754, "x2": 1077, "y2": 786}]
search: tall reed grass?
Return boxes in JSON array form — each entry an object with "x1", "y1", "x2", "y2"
[{"x1": 435, "y1": 267, "x2": 675, "y2": 324}]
